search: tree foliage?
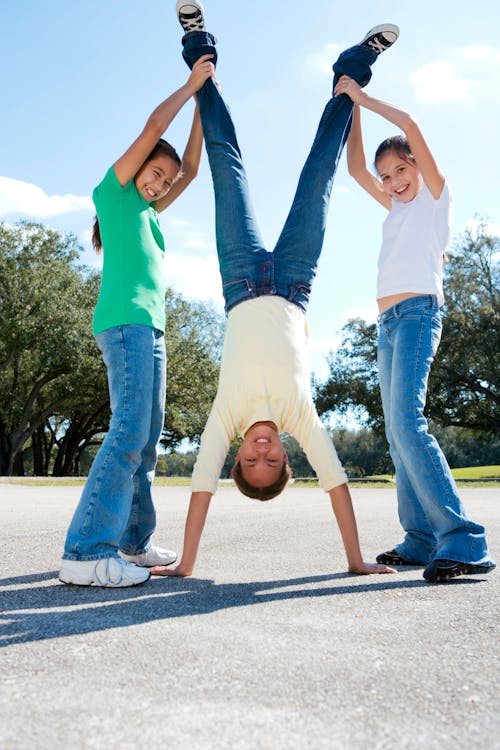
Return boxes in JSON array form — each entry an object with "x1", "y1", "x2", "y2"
[
  {"x1": 0, "y1": 222, "x2": 100, "y2": 474},
  {"x1": 163, "y1": 289, "x2": 223, "y2": 450},
  {"x1": 314, "y1": 318, "x2": 383, "y2": 430},
  {"x1": 0, "y1": 221, "x2": 224, "y2": 475},
  {"x1": 431, "y1": 221, "x2": 500, "y2": 433}
]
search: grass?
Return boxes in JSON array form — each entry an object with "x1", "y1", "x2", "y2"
[
  {"x1": 451, "y1": 465, "x2": 500, "y2": 479},
  {"x1": 2, "y1": 467, "x2": 499, "y2": 487}
]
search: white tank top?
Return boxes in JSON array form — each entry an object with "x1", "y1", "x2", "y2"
[{"x1": 377, "y1": 182, "x2": 451, "y2": 306}]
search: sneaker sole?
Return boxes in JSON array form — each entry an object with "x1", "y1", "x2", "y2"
[
  {"x1": 361, "y1": 24, "x2": 400, "y2": 43},
  {"x1": 58, "y1": 571, "x2": 151, "y2": 587},
  {"x1": 424, "y1": 563, "x2": 496, "y2": 583}
]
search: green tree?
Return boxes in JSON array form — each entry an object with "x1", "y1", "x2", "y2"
[
  {"x1": 314, "y1": 317, "x2": 382, "y2": 430},
  {"x1": 163, "y1": 290, "x2": 223, "y2": 450},
  {"x1": 0, "y1": 222, "x2": 98, "y2": 475},
  {"x1": 431, "y1": 221, "x2": 500, "y2": 434},
  {"x1": 0, "y1": 221, "x2": 224, "y2": 476}
]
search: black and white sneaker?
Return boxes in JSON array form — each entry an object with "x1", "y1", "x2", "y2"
[
  {"x1": 176, "y1": 0, "x2": 206, "y2": 32},
  {"x1": 360, "y1": 23, "x2": 399, "y2": 55}
]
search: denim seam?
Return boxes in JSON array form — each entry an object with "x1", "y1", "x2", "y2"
[{"x1": 410, "y1": 313, "x2": 473, "y2": 557}]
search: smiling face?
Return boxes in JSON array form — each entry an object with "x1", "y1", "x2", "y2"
[
  {"x1": 134, "y1": 154, "x2": 180, "y2": 203},
  {"x1": 236, "y1": 422, "x2": 288, "y2": 488},
  {"x1": 376, "y1": 150, "x2": 423, "y2": 203}
]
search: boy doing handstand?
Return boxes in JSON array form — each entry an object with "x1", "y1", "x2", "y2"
[{"x1": 154, "y1": 3, "x2": 400, "y2": 578}]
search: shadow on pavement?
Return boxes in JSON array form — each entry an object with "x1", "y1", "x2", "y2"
[{"x1": 0, "y1": 569, "x2": 483, "y2": 647}]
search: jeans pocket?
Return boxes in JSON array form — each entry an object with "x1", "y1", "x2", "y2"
[{"x1": 223, "y1": 277, "x2": 256, "y2": 312}]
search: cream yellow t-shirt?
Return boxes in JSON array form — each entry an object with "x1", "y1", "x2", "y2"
[{"x1": 192, "y1": 296, "x2": 348, "y2": 494}]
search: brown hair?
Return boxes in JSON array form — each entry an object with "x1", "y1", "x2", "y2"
[
  {"x1": 374, "y1": 134, "x2": 416, "y2": 174},
  {"x1": 231, "y1": 460, "x2": 292, "y2": 502},
  {"x1": 92, "y1": 138, "x2": 182, "y2": 253}
]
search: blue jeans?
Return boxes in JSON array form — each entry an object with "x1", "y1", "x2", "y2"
[
  {"x1": 378, "y1": 296, "x2": 495, "y2": 567},
  {"x1": 182, "y1": 32, "x2": 377, "y2": 314},
  {"x1": 63, "y1": 324, "x2": 166, "y2": 560}
]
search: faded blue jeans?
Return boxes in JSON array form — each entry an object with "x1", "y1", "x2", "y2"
[
  {"x1": 181, "y1": 31, "x2": 377, "y2": 314},
  {"x1": 63, "y1": 324, "x2": 166, "y2": 560},
  {"x1": 378, "y1": 295, "x2": 495, "y2": 567}
]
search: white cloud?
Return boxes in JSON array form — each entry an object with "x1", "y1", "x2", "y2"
[
  {"x1": 410, "y1": 61, "x2": 471, "y2": 103},
  {"x1": 305, "y1": 43, "x2": 342, "y2": 77},
  {"x1": 0, "y1": 176, "x2": 93, "y2": 218},
  {"x1": 164, "y1": 251, "x2": 224, "y2": 304}
]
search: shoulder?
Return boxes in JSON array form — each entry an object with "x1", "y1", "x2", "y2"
[
  {"x1": 421, "y1": 182, "x2": 451, "y2": 216},
  {"x1": 92, "y1": 165, "x2": 135, "y2": 203}
]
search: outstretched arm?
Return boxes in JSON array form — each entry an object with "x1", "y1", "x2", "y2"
[
  {"x1": 328, "y1": 484, "x2": 396, "y2": 575},
  {"x1": 152, "y1": 491, "x2": 212, "y2": 577},
  {"x1": 113, "y1": 55, "x2": 215, "y2": 188},
  {"x1": 346, "y1": 105, "x2": 391, "y2": 209},
  {"x1": 156, "y1": 103, "x2": 203, "y2": 212},
  {"x1": 336, "y1": 76, "x2": 445, "y2": 199}
]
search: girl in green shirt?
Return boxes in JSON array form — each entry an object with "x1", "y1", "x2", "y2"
[{"x1": 60, "y1": 54, "x2": 215, "y2": 588}]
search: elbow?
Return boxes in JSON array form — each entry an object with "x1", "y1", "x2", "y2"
[
  {"x1": 347, "y1": 161, "x2": 356, "y2": 178},
  {"x1": 402, "y1": 115, "x2": 419, "y2": 138},
  {"x1": 181, "y1": 160, "x2": 200, "y2": 182},
  {"x1": 145, "y1": 111, "x2": 165, "y2": 140}
]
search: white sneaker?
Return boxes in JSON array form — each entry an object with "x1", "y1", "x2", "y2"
[
  {"x1": 120, "y1": 545, "x2": 177, "y2": 567},
  {"x1": 360, "y1": 24, "x2": 399, "y2": 55},
  {"x1": 176, "y1": 0, "x2": 206, "y2": 33},
  {"x1": 59, "y1": 557, "x2": 150, "y2": 587}
]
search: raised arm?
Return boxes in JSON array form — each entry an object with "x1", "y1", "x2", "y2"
[
  {"x1": 328, "y1": 484, "x2": 396, "y2": 575},
  {"x1": 113, "y1": 55, "x2": 215, "y2": 188},
  {"x1": 347, "y1": 105, "x2": 391, "y2": 209},
  {"x1": 156, "y1": 103, "x2": 203, "y2": 212},
  {"x1": 337, "y1": 75, "x2": 445, "y2": 200}
]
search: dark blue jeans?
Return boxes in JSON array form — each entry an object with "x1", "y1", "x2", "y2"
[{"x1": 182, "y1": 31, "x2": 377, "y2": 314}]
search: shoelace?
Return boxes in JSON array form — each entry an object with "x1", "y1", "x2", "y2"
[
  {"x1": 179, "y1": 11, "x2": 204, "y2": 32},
  {"x1": 366, "y1": 36, "x2": 389, "y2": 54},
  {"x1": 94, "y1": 558, "x2": 124, "y2": 586}
]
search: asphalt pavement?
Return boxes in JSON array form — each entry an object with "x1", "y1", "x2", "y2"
[{"x1": 1, "y1": 481, "x2": 499, "y2": 750}]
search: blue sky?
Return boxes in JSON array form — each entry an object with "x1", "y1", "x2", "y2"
[{"x1": 2, "y1": 0, "x2": 500, "y2": 380}]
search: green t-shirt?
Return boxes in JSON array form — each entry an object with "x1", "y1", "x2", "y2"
[{"x1": 92, "y1": 166, "x2": 166, "y2": 335}]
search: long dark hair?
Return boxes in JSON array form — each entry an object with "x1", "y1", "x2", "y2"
[
  {"x1": 374, "y1": 134, "x2": 416, "y2": 174},
  {"x1": 92, "y1": 138, "x2": 181, "y2": 253}
]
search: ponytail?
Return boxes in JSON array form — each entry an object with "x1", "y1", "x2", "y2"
[{"x1": 92, "y1": 216, "x2": 102, "y2": 253}]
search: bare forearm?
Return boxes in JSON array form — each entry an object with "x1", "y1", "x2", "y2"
[
  {"x1": 346, "y1": 105, "x2": 367, "y2": 178},
  {"x1": 156, "y1": 105, "x2": 203, "y2": 210},
  {"x1": 356, "y1": 90, "x2": 413, "y2": 135},
  {"x1": 145, "y1": 82, "x2": 198, "y2": 142},
  {"x1": 182, "y1": 105, "x2": 203, "y2": 176},
  {"x1": 328, "y1": 484, "x2": 364, "y2": 571},
  {"x1": 176, "y1": 491, "x2": 212, "y2": 575}
]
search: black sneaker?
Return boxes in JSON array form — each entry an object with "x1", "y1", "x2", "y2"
[
  {"x1": 376, "y1": 549, "x2": 413, "y2": 566},
  {"x1": 360, "y1": 24, "x2": 399, "y2": 55},
  {"x1": 423, "y1": 558, "x2": 496, "y2": 583},
  {"x1": 176, "y1": 0, "x2": 206, "y2": 33}
]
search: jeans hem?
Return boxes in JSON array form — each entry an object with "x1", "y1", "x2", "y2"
[{"x1": 61, "y1": 553, "x2": 119, "y2": 562}]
